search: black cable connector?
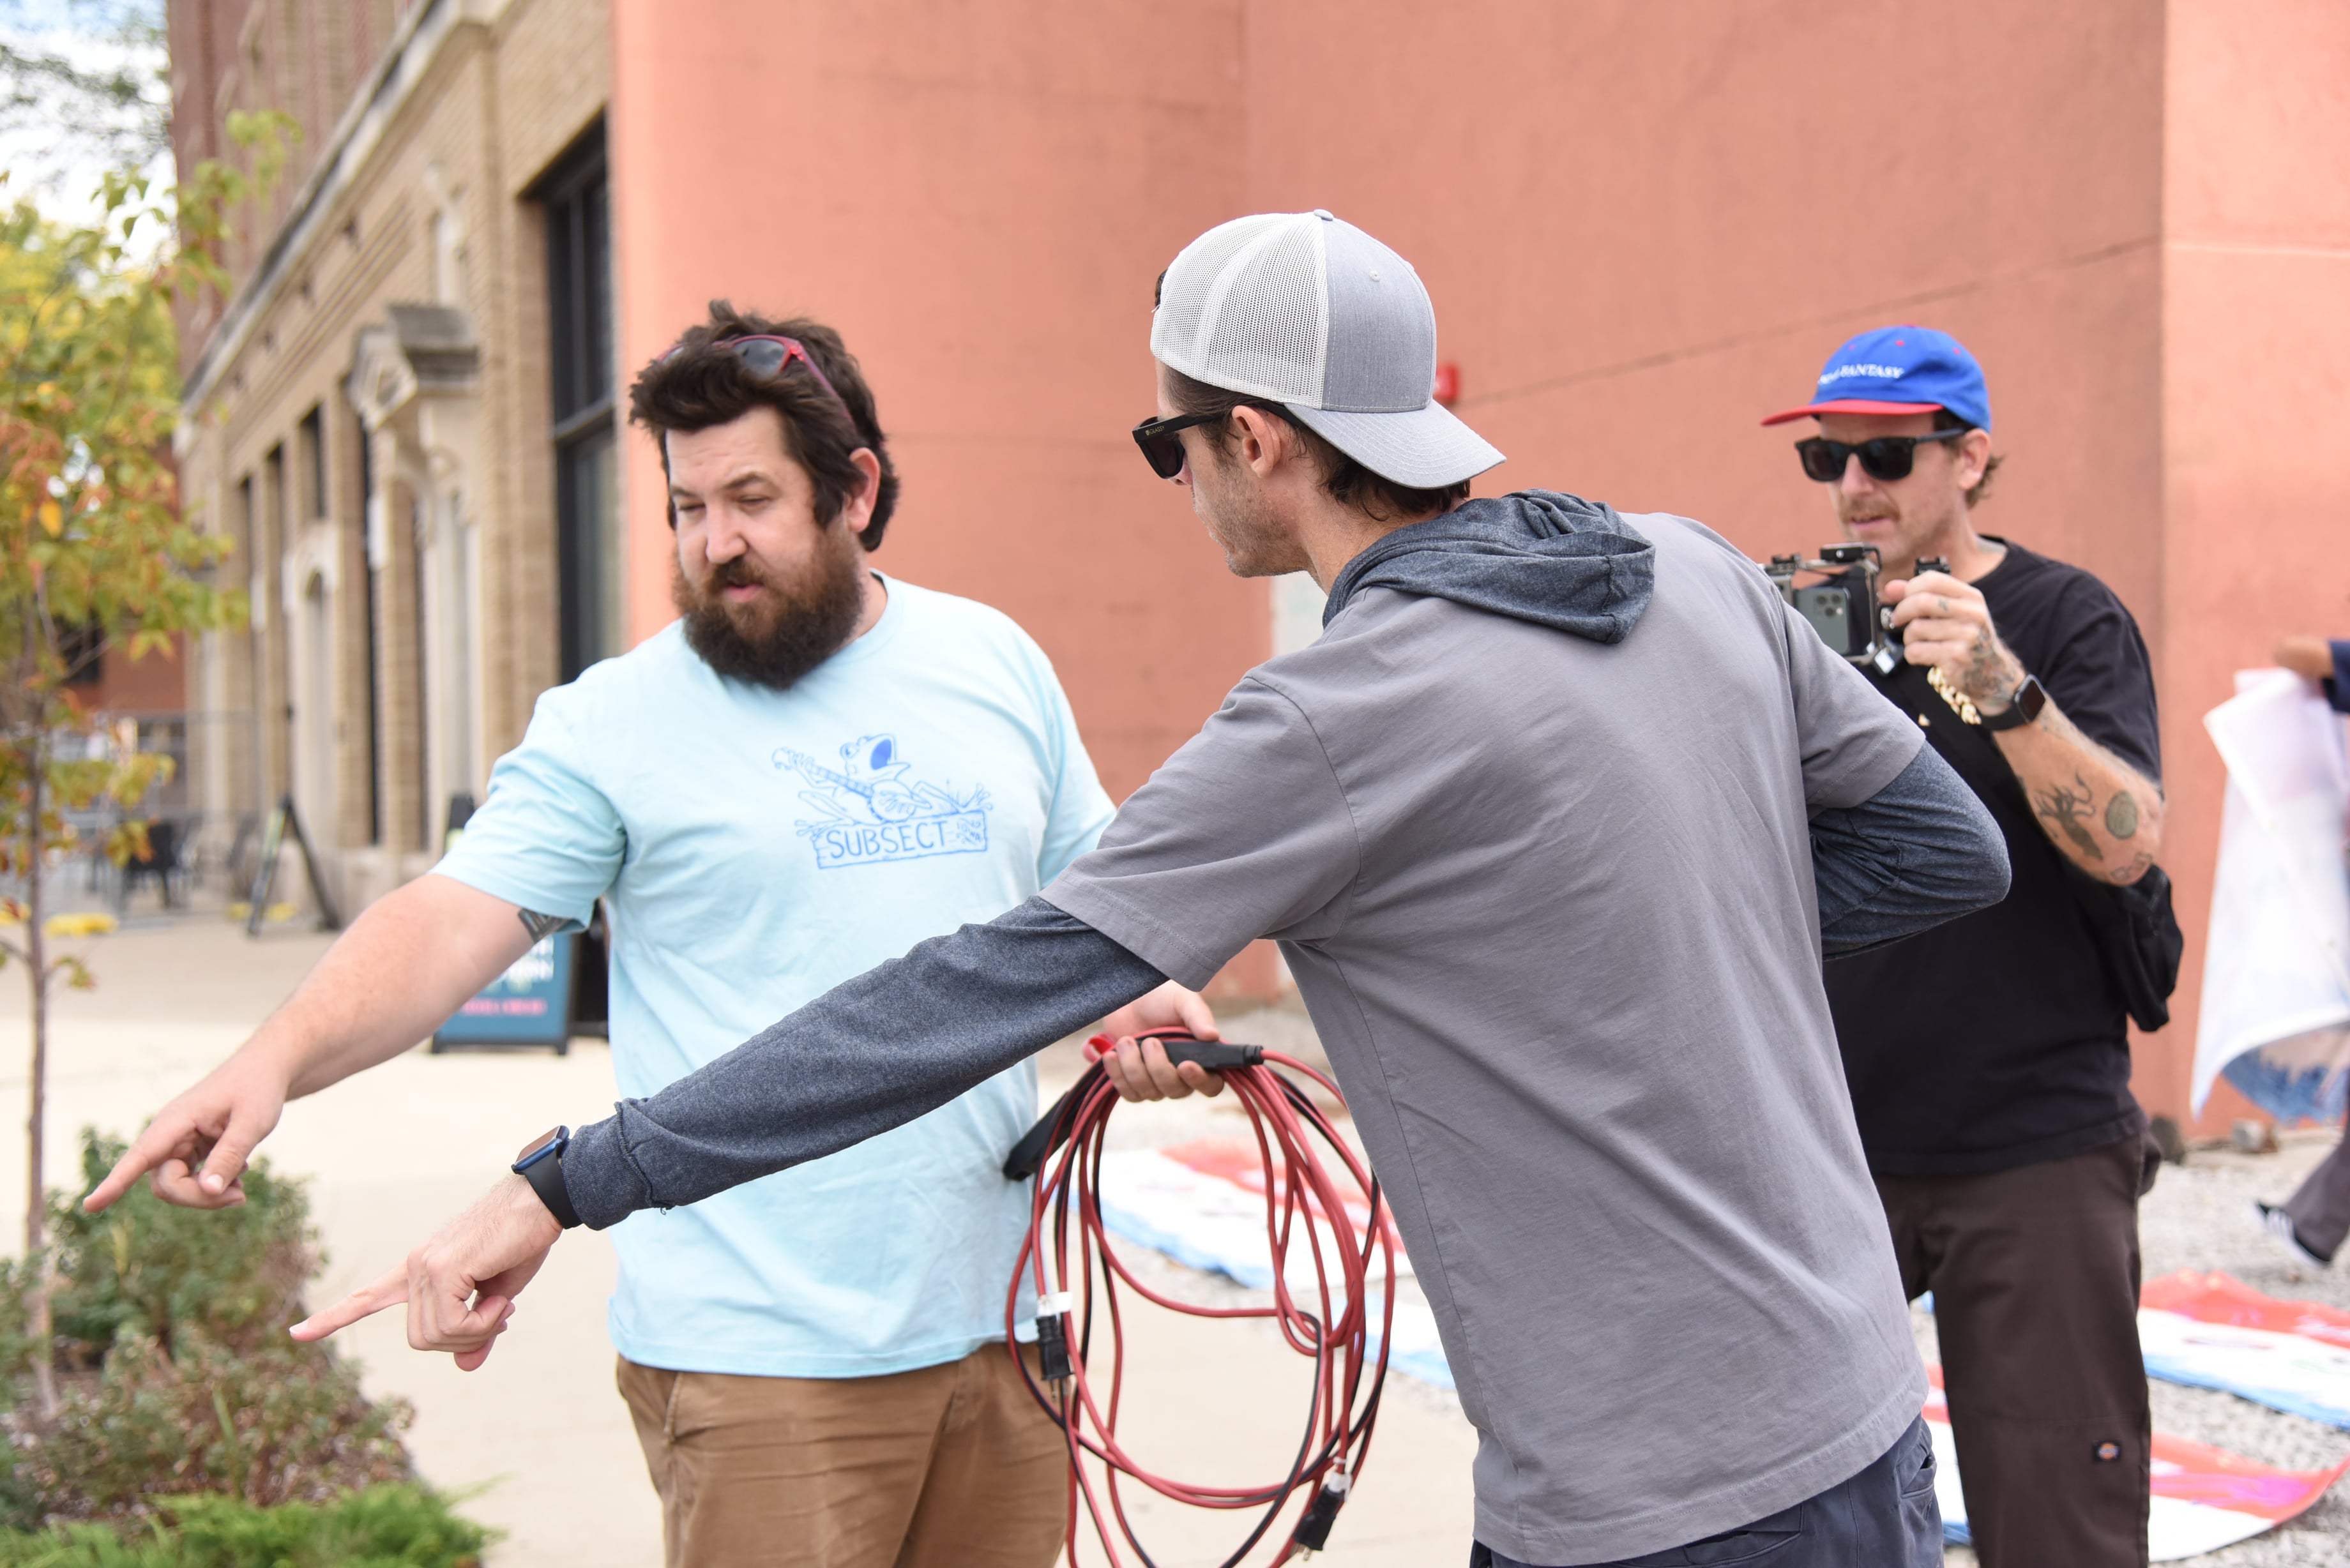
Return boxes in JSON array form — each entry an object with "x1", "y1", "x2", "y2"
[
  {"x1": 1290, "y1": 1475, "x2": 1349, "y2": 1554},
  {"x1": 1035, "y1": 1291, "x2": 1073, "y2": 1383}
]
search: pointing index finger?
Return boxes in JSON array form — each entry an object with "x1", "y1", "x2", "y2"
[
  {"x1": 83, "y1": 1122, "x2": 188, "y2": 1212},
  {"x1": 289, "y1": 1264, "x2": 408, "y2": 1343}
]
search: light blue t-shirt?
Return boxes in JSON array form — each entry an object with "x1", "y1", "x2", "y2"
[{"x1": 435, "y1": 577, "x2": 1114, "y2": 1376}]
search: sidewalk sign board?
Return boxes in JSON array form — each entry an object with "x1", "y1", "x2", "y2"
[{"x1": 432, "y1": 933, "x2": 576, "y2": 1053}]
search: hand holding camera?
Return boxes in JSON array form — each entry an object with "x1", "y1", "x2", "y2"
[
  {"x1": 1884, "y1": 569, "x2": 2028, "y2": 714},
  {"x1": 1763, "y1": 544, "x2": 2022, "y2": 714}
]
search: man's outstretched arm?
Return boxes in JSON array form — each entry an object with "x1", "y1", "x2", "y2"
[
  {"x1": 566, "y1": 898, "x2": 1170, "y2": 1226},
  {"x1": 85, "y1": 874, "x2": 537, "y2": 1212},
  {"x1": 290, "y1": 899, "x2": 1204, "y2": 1360}
]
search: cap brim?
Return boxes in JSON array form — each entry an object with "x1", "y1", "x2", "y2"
[
  {"x1": 1286, "y1": 400, "x2": 1506, "y2": 489},
  {"x1": 1759, "y1": 398, "x2": 1946, "y2": 427}
]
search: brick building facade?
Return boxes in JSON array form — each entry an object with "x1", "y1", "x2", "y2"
[{"x1": 167, "y1": 0, "x2": 610, "y2": 912}]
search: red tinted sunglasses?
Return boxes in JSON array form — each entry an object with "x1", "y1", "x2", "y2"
[{"x1": 668, "y1": 333, "x2": 847, "y2": 407}]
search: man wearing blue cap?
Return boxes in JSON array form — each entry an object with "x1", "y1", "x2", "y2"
[{"x1": 1766, "y1": 328, "x2": 2169, "y2": 1565}]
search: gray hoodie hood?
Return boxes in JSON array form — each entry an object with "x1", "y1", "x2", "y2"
[{"x1": 1321, "y1": 490, "x2": 1655, "y2": 643}]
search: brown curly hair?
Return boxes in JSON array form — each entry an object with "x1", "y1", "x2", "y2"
[{"x1": 628, "y1": 302, "x2": 901, "y2": 548}]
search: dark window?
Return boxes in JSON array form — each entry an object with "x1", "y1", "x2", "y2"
[
  {"x1": 544, "y1": 131, "x2": 610, "y2": 428},
  {"x1": 239, "y1": 473, "x2": 261, "y2": 815},
  {"x1": 299, "y1": 405, "x2": 327, "y2": 519},
  {"x1": 534, "y1": 121, "x2": 620, "y2": 682},
  {"x1": 57, "y1": 622, "x2": 102, "y2": 686},
  {"x1": 354, "y1": 412, "x2": 382, "y2": 845},
  {"x1": 410, "y1": 492, "x2": 429, "y2": 850},
  {"x1": 266, "y1": 442, "x2": 289, "y2": 787}
]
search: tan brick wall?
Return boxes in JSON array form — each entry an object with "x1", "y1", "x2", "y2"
[{"x1": 176, "y1": 0, "x2": 612, "y2": 908}]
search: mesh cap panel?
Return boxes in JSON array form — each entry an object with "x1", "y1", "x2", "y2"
[
  {"x1": 1151, "y1": 210, "x2": 1506, "y2": 488},
  {"x1": 1151, "y1": 214, "x2": 1328, "y2": 403}
]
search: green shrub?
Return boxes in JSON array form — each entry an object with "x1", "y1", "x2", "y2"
[
  {"x1": 42, "y1": 1132, "x2": 315, "y2": 1365},
  {"x1": 0, "y1": 1484, "x2": 489, "y2": 1567},
  {"x1": 0, "y1": 1133, "x2": 430, "y2": 1533}
]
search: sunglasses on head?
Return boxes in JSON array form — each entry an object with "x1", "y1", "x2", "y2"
[
  {"x1": 667, "y1": 334, "x2": 847, "y2": 407},
  {"x1": 1130, "y1": 411, "x2": 1225, "y2": 480},
  {"x1": 1794, "y1": 428, "x2": 1965, "y2": 484}
]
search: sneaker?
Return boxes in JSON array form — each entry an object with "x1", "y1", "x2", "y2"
[{"x1": 2253, "y1": 1200, "x2": 2334, "y2": 1269}]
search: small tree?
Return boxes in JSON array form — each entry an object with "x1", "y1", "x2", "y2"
[{"x1": 0, "y1": 123, "x2": 284, "y2": 1415}]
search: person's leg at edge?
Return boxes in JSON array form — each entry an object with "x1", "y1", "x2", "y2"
[
  {"x1": 1464, "y1": 1416, "x2": 1941, "y2": 1566},
  {"x1": 2280, "y1": 1130, "x2": 2350, "y2": 1261},
  {"x1": 895, "y1": 1343, "x2": 1067, "y2": 1567},
  {"x1": 1927, "y1": 1136, "x2": 2150, "y2": 1568},
  {"x1": 615, "y1": 1353, "x2": 960, "y2": 1568}
]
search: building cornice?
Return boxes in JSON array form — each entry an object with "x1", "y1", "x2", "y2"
[{"x1": 177, "y1": 0, "x2": 512, "y2": 434}]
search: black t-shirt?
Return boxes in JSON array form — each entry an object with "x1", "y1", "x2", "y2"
[{"x1": 1825, "y1": 539, "x2": 2161, "y2": 1174}]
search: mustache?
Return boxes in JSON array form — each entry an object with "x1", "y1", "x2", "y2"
[{"x1": 706, "y1": 557, "x2": 768, "y2": 592}]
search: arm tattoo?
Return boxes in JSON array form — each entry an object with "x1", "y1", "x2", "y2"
[
  {"x1": 2106, "y1": 850, "x2": 2154, "y2": 886},
  {"x1": 2033, "y1": 772, "x2": 2103, "y2": 861},
  {"x1": 517, "y1": 908, "x2": 568, "y2": 942},
  {"x1": 1966, "y1": 629, "x2": 2020, "y2": 705},
  {"x1": 2104, "y1": 790, "x2": 2139, "y2": 840}
]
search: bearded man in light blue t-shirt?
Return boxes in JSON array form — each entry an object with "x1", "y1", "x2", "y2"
[{"x1": 88, "y1": 304, "x2": 1215, "y2": 1568}]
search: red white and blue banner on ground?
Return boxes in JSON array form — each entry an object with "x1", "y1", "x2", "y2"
[
  {"x1": 1098, "y1": 1145, "x2": 2350, "y2": 1558},
  {"x1": 2141, "y1": 1271, "x2": 2350, "y2": 1429},
  {"x1": 1925, "y1": 1365, "x2": 2347, "y2": 1560}
]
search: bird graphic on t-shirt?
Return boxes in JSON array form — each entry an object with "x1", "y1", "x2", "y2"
[{"x1": 774, "y1": 733, "x2": 990, "y2": 828}]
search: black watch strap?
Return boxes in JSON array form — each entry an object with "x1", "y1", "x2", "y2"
[
  {"x1": 1980, "y1": 674, "x2": 2047, "y2": 732},
  {"x1": 513, "y1": 1126, "x2": 584, "y2": 1230}
]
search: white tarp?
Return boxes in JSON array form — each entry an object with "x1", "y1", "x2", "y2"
[{"x1": 2192, "y1": 669, "x2": 2350, "y2": 1121}]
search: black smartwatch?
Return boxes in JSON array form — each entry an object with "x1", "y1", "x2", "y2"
[
  {"x1": 1980, "y1": 674, "x2": 2048, "y2": 732},
  {"x1": 513, "y1": 1126, "x2": 583, "y2": 1230}
]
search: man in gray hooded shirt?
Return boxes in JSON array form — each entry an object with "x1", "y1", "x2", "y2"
[{"x1": 296, "y1": 213, "x2": 2008, "y2": 1566}]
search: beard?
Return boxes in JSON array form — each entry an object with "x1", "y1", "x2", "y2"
[
  {"x1": 673, "y1": 524, "x2": 868, "y2": 690},
  {"x1": 1195, "y1": 446, "x2": 1310, "y2": 578}
]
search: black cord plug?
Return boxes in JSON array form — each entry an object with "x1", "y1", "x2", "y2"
[
  {"x1": 1035, "y1": 1290, "x2": 1073, "y2": 1383},
  {"x1": 1291, "y1": 1473, "x2": 1349, "y2": 1554}
]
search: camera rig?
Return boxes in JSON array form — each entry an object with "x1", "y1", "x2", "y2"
[{"x1": 1762, "y1": 544, "x2": 1947, "y2": 674}]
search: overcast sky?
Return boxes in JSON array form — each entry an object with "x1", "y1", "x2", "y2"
[{"x1": 0, "y1": 0, "x2": 170, "y2": 233}]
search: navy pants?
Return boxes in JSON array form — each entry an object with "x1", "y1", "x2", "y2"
[{"x1": 1469, "y1": 1417, "x2": 1941, "y2": 1567}]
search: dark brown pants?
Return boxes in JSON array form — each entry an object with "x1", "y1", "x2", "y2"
[
  {"x1": 616, "y1": 1346, "x2": 1065, "y2": 1568},
  {"x1": 1875, "y1": 1135, "x2": 2153, "y2": 1568}
]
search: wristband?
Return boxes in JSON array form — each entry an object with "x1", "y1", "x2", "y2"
[
  {"x1": 512, "y1": 1125, "x2": 583, "y2": 1229},
  {"x1": 1980, "y1": 674, "x2": 2047, "y2": 732}
]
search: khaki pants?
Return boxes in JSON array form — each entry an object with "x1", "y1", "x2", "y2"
[{"x1": 616, "y1": 1345, "x2": 1065, "y2": 1568}]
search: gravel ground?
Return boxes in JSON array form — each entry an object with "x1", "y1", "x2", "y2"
[{"x1": 1933, "y1": 1130, "x2": 2350, "y2": 1567}]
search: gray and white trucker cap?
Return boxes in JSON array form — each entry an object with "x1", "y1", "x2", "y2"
[{"x1": 1151, "y1": 210, "x2": 1505, "y2": 490}]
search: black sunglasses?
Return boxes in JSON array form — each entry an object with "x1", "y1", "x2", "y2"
[
  {"x1": 1794, "y1": 428, "x2": 1965, "y2": 484},
  {"x1": 1130, "y1": 411, "x2": 1225, "y2": 480}
]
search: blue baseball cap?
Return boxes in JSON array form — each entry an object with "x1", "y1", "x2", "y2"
[{"x1": 1761, "y1": 325, "x2": 1992, "y2": 430}]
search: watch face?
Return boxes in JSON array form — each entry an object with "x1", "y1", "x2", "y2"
[
  {"x1": 2019, "y1": 676, "x2": 2047, "y2": 721},
  {"x1": 515, "y1": 1126, "x2": 561, "y2": 1164}
]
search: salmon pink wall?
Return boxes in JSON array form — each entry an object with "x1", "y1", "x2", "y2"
[
  {"x1": 609, "y1": 2, "x2": 2350, "y2": 1073},
  {"x1": 609, "y1": 0, "x2": 1268, "y2": 807},
  {"x1": 2155, "y1": 0, "x2": 2350, "y2": 1134}
]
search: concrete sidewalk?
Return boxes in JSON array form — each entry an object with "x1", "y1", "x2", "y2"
[{"x1": 0, "y1": 917, "x2": 1476, "y2": 1565}]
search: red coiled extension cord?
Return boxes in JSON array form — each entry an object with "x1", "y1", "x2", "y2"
[{"x1": 999, "y1": 1029, "x2": 1398, "y2": 1566}]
